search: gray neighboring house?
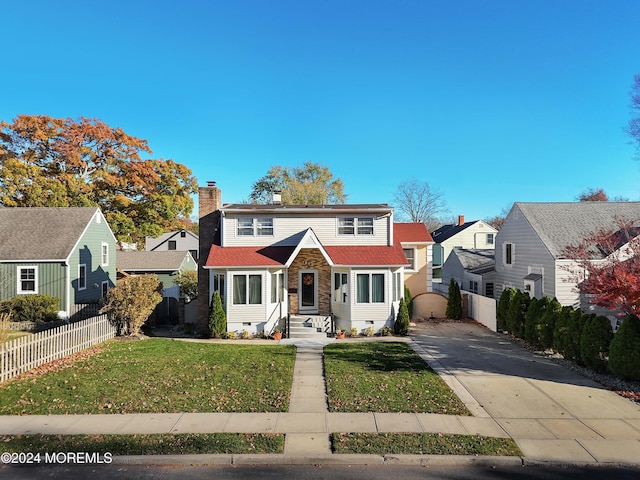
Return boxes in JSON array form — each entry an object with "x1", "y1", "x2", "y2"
[
  {"x1": 494, "y1": 202, "x2": 640, "y2": 311},
  {"x1": 0, "y1": 207, "x2": 117, "y2": 318},
  {"x1": 442, "y1": 247, "x2": 496, "y2": 298},
  {"x1": 116, "y1": 250, "x2": 197, "y2": 298},
  {"x1": 145, "y1": 229, "x2": 199, "y2": 260}
]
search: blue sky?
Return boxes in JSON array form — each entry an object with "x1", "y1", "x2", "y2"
[{"x1": 2, "y1": 0, "x2": 639, "y2": 222}]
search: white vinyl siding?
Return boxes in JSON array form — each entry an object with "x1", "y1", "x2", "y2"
[
  {"x1": 236, "y1": 217, "x2": 273, "y2": 237},
  {"x1": 222, "y1": 213, "x2": 391, "y2": 247}
]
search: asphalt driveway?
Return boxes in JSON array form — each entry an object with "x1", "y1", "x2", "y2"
[{"x1": 409, "y1": 320, "x2": 640, "y2": 464}]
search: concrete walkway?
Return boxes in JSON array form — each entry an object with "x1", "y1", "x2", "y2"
[{"x1": 1, "y1": 327, "x2": 639, "y2": 466}]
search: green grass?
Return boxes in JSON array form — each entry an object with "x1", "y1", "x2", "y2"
[
  {"x1": 332, "y1": 433, "x2": 522, "y2": 456},
  {"x1": 324, "y1": 342, "x2": 470, "y2": 415},
  {"x1": 0, "y1": 433, "x2": 284, "y2": 455},
  {"x1": 0, "y1": 339, "x2": 295, "y2": 414}
]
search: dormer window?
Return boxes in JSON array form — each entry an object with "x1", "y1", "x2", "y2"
[
  {"x1": 338, "y1": 217, "x2": 374, "y2": 235},
  {"x1": 237, "y1": 217, "x2": 274, "y2": 236}
]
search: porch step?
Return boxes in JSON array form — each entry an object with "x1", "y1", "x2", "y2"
[{"x1": 287, "y1": 315, "x2": 331, "y2": 339}]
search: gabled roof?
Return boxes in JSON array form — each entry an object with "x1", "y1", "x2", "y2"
[
  {"x1": 117, "y1": 251, "x2": 194, "y2": 271},
  {"x1": 394, "y1": 222, "x2": 433, "y2": 243},
  {"x1": 145, "y1": 229, "x2": 198, "y2": 251},
  {"x1": 431, "y1": 220, "x2": 495, "y2": 243},
  {"x1": 513, "y1": 202, "x2": 640, "y2": 258},
  {"x1": 0, "y1": 207, "x2": 103, "y2": 261},
  {"x1": 450, "y1": 247, "x2": 495, "y2": 274}
]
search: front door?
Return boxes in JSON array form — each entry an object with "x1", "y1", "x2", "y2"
[{"x1": 299, "y1": 270, "x2": 318, "y2": 313}]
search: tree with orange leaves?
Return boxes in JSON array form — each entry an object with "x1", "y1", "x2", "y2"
[{"x1": 0, "y1": 115, "x2": 197, "y2": 245}]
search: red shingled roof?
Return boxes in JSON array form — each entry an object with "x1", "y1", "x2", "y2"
[
  {"x1": 206, "y1": 244, "x2": 295, "y2": 267},
  {"x1": 205, "y1": 244, "x2": 408, "y2": 267},
  {"x1": 394, "y1": 222, "x2": 433, "y2": 243},
  {"x1": 325, "y1": 245, "x2": 408, "y2": 266}
]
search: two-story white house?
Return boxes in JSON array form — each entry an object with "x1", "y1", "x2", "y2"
[
  {"x1": 431, "y1": 215, "x2": 497, "y2": 293},
  {"x1": 198, "y1": 183, "x2": 422, "y2": 336}
]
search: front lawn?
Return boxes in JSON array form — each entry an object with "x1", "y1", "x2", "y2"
[
  {"x1": 0, "y1": 339, "x2": 295, "y2": 414},
  {"x1": 0, "y1": 433, "x2": 284, "y2": 455},
  {"x1": 324, "y1": 342, "x2": 470, "y2": 414},
  {"x1": 332, "y1": 433, "x2": 522, "y2": 456}
]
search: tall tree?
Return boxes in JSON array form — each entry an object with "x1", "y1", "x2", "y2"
[
  {"x1": 392, "y1": 178, "x2": 449, "y2": 230},
  {"x1": 628, "y1": 73, "x2": 640, "y2": 156},
  {"x1": 249, "y1": 161, "x2": 346, "y2": 204},
  {"x1": 0, "y1": 115, "x2": 197, "y2": 245},
  {"x1": 563, "y1": 218, "x2": 640, "y2": 316}
]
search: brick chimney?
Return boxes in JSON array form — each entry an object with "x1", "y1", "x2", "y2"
[
  {"x1": 457, "y1": 215, "x2": 465, "y2": 226},
  {"x1": 197, "y1": 181, "x2": 221, "y2": 334}
]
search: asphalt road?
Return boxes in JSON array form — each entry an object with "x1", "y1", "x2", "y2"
[{"x1": 2, "y1": 464, "x2": 640, "y2": 480}]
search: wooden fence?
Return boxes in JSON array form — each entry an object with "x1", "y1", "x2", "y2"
[{"x1": 1, "y1": 315, "x2": 116, "y2": 383}]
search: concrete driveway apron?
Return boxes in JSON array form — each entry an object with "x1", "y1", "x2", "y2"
[{"x1": 410, "y1": 321, "x2": 640, "y2": 464}]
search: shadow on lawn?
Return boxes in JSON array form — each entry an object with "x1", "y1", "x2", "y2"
[{"x1": 324, "y1": 342, "x2": 433, "y2": 372}]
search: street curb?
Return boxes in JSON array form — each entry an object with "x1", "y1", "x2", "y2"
[{"x1": 112, "y1": 453, "x2": 526, "y2": 467}]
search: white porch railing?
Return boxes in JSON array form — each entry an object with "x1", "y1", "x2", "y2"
[{"x1": 1, "y1": 315, "x2": 116, "y2": 383}]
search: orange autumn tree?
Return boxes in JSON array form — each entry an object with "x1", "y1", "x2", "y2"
[
  {"x1": 0, "y1": 115, "x2": 197, "y2": 245},
  {"x1": 563, "y1": 218, "x2": 640, "y2": 316}
]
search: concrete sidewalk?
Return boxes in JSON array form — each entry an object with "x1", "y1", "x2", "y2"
[{"x1": 1, "y1": 330, "x2": 640, "y2": 466}]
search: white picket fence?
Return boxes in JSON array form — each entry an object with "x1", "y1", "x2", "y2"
[{"x1": 1, "y1": 315, "x2": 116, "y2": 383}]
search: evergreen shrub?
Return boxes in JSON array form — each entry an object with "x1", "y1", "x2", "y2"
[
  {"x1": 609, "y1": 314, "x2": 640, "y2": 381},
  {"x1": 580, "y1": 314, "x2": 613, "y2": 373}
]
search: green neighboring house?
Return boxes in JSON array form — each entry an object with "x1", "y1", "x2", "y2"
[
  {"x1": 116, "y1": 251, "x2": 197, "y2": 297},
  {"x1": 0, "y1": 207, "x2": 117, "y2": 318}
]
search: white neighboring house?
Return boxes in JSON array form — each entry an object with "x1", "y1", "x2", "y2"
[
  {"x1": 201, "y1": 201, "x2": 420, "y2": 336},
  {"x1": 431, "y1": 215, "x2": 498, "y2": 292},
  {"x1": 494, "y1": 202, "x2": 640, "y2": 323},
  {"x1": 442, "y1": 247, "x2": 496, "y2": 298},
  {"x1": 146, "y1": 229, "x2": 199, "y2": 261}
]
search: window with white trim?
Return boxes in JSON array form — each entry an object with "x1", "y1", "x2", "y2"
[
  {"x1": 392, "y1": 271, "x2": 402, "y2": 301},
  {"x1": 403, "y1": 248, "x2": 416, "y2": 270},
  {"x1": 469, "y1": 280, "x2": 478, "y2": 293},
  {"x1": 338, "y1": 217, "x2": 374, "y2": 235},
  {"x1": 17, "y1": 266, "x2": 37, "y2": 294},
  {"x1": 102, "y1": 281, "x2": 109, "y2": 298},
  {"x1": 233, "y1": 274, "x2": 262, "y2": 305},
  {"x1": 334, "y1": 272, "x2": 348, "y2": 303},
  {"x1": 271, "y1": 272, "x2": 285, "y2": 303},
  {"x1": 101, "y1": 242, "x2": 109, "y2": 266},
  {"x1": 487, "y1": 233, "x2": 494, "y2": 245},
  {"x1": 356, "y1": 273, "x2": 385, "y2": 303},
  {"x1": 78, "y1": 264, "x2": 87, "y2": 290},
  {"x1": 237, "y1": 217, "x2": 274, "y2": 236},
  {"x1": 504, "y1": 243, "x2": 514, "y2": 265}
]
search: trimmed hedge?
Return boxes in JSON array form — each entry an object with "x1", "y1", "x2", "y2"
[
  {"x1": 580, "y1": 314, "x2": 613, "y2": 373},
  {"x1": 446, "y1": 279, "x2": 463, "y2": 320},
  {"x1": 497, "y1": 288, "x2": 515, "y2": 331},
  {"x1": 609, "y1": 315, "x2": 640, "y2": 381},
  {"x1": 506, "y1": 290, "x2": 529, "y2": 339},
  {"x1": 0, "y1": 295, "x2": 59, "y2": 323}
]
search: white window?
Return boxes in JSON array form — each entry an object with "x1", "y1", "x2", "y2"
[
  {"x1": 256, "y1": 217, "x2": 274, "y2": 236},
  {"x1": 504, "y1": 243, "x2": 514, "y2": 265},
  {"x1": 271, "y1": 272, "x2": 285, "y2": 303},
  {"x1": 487, "y1": 233, "x2": 494, "y2": 245},
  {"x1": 392, "y1": 271, "x2": 402, "y2": 301},
  {"x1": 17, "y1": 266, "x2": 37, "y2": 294},
  {"x1": 403, "y1": 248, "x2": 416, "y2": 270},
  {"x1": 469, "y1": 280, "x2": 478, "y2": 293},
  {"x1": 78, "y1": 264, "x2": 87, "y2": 290},
  {"x1": 334, "y1": 272, "x2": 348, "y2": 303},
  {"x1": 101, "y1": 242, "x2": 109, "y2": 266},
  {"x1": 338, "y1": 217, "x2": 374, "y2": 235},
  {"x1": 101, "y1": 281, "x2": 109, "y2": 298},
  {"x1": 233, "y1": 274, "x2": 262, "y2": 305},
  {"x1": 356, "y1": 273, "x2": 385, "y2": 303},
  {"x1": 237, "y1": 218, "x2": 274, "y2": 236}
]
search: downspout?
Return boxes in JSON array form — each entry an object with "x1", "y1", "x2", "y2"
[{"x1": 64, "y1": 259, "x2": 71, "y2": 319}]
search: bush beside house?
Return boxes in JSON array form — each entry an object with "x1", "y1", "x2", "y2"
[
  {"x1": 498, "y1": 289, "x2": 639, "y2": 381},
  {"x1": 0, "y1": 295, "x2": 59, "y2": 323},
  {"x1": 445, "y1": 279, "x2": 462, "y2": 320}
]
